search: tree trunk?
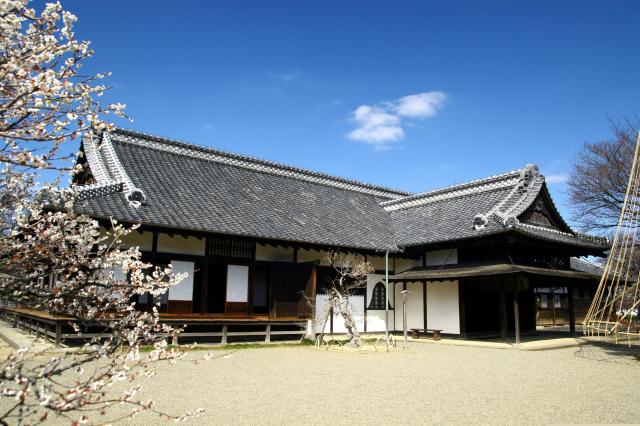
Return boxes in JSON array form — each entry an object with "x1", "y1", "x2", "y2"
[{"x1": 334, "y1": 293, "x2": 362, "y2": 348}]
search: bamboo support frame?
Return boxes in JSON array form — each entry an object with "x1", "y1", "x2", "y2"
[{"x1": 583, "y1": 132, "x2": 640, "y2": 344}]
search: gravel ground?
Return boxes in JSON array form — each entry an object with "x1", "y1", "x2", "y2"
[{"x1": 8, "y1": 341, "x2": 640, "y2": 425}]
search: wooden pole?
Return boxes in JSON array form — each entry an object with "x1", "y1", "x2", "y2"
[
  {"x1": 514, "y1": 291, "x2": 520, "y2": 344},
  {"x1": 55, "y1": 323, "x2": 62, "y2": 347},
  {"x1": 568, "y1": 285, "x2": 576, "y2": 335},
  {"x1": 385, "y1": 251, "x2": 389, "y2": 340}
]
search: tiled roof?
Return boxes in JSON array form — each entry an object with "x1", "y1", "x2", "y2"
[
  {"x1": 74, "y1": 129, "x2": 403, "y2": 250},
  {"x1": 74, "y1": 128, "x2": 609, "y2": 252},
  {"x1": 385, "y1": 164, "x2": 609, "y2": 250}
]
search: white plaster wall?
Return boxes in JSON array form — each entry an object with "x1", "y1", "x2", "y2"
[
  {"x1": 119, "y1": 231, "x2": 153, "y2": 251},
  {"x1": 256, "y1": 244, "x2": 294, "y2": 262},
  {"x1": 395, "y1": 258, "x2": 419, "y2": 274},
  {"x1": 425, "y1": 249, "x2": 458, "y2": 266},
  {"x1": 226, "y1": 265, "x2": 249, "y2": 302},
  {"x1": 368, "y1": 255, "x2": 388, "y2": 272},
  {"x1": 169, "y1": 260, "x2": 194, "y2": 301},
  {"x1": 157, "y1": 234, "x2": 205, "y2": 256},
  {"x1": 315, "y1": 294, "x2": 331, "y2": 333},
  {"x1": 365, "y1": 310, "x2": 394, "y2": 332},
  {"x1": 426, "y1": 280, "x2": 460, "y2": 334},
  {"x1": 298, "y1": 249, "x2": 331, "y2": 265},
  {"x1": 393, "y1": 282, "x2": 424, "y2": 331},
  {"x1": 406, "y1": 282, "x2": 424, "y2": 329}
]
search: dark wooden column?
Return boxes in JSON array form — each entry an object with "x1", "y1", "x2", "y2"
[
  {"x1": 499, "y1": 290, "x2": 508, "y2": 340},
  {"x1": 513, "y1": 290, "x2": 520, "y2": 344},
  {"x1": 568, "y1": 284, "x2": 576, "y2": 335},
  {"x1": 458, "y1": 280, "x2": 466, "y2": 338},
  {"x1": 423, "y1": 280, "x2": 427, "y2": 330}
]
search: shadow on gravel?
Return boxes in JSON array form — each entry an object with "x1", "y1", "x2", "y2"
[{"x1": 574, "y1": 341, "x2": 640, "y2": 364}]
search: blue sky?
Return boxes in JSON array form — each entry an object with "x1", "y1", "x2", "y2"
[{"x1": 59, "y1": 1, "x2": 639, "y2": 223}]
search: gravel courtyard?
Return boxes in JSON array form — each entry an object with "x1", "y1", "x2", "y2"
[{"x1": 70, "y1": 340, "x2": 638, "y2": 425}]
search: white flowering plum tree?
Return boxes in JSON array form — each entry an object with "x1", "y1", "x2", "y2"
[{"x1": 0, "y1": 1, "x2": 203, "y2": 423}]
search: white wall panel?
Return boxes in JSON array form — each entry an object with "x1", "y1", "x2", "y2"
[
  {"x1": 157, "y1": 234, "x2": 205, "y2": 256},
  {"x1": 169, "y1": 261, "x2": 194, "y2": 301},
  {"x1": 315, "y1": 294, "x2": 331, "y2": 333},
  {"x1": 119, "y1": 231, "x2": 153, "y2": 251},
  {"x1": 393, "y1": 282, "x2": 425, "y2": 331},
  {"x1": 426, "y1": 280, "x2": 460, "y2": 334},
  {"x1": 365, "y1": 311, "x2": 394, "y2": 332},
  {"x1": 406, "y1": 282, "x2": 424, "y2": 329},
  {"x1": 226, "y1": 265, "x2": 249, "y2": 302},
  {"x1": 298, "y1": 249, "x2": 330, "y2": 265},
  {"x1": 395, "y1": 258, "x2": 418, "y2": 274}
]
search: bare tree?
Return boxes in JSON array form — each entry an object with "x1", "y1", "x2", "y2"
[
  {"x1": 0, "y1": 1, "x2": 204, "y2": 423},
  {"x1": 568, "y1": 118, "x2": 638, "y2": 233},
  {"x1": 315, "y1": 252, "x2": 373, "y2": 348}
]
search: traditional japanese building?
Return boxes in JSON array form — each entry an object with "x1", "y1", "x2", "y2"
[{"x1": 71, "y1": 128, "x2": 608, "y2": 342}]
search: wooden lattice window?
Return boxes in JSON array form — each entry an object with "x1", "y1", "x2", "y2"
[
  {"x1": 368, "y1": 281, "x2": 389, "y2": 310},
  {"x1": 207, "y1": 237, "x2": 255, "y2": 259}
]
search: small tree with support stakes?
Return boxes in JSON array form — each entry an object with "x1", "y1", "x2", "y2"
[{"x1": 314, "y1": 251, "x2": 373, "y2": 349}]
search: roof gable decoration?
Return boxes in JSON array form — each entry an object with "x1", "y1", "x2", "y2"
[
  {"x1": 473, "y1": 164, "x2": 543, "y2": 230},
  {"x1": 77, "y1": 132, "x2": 146, "y2": 208}
]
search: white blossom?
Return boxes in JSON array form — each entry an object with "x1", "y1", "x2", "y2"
[{"x1": 0, "y1": 1, "x2": 207, "y2": 423}]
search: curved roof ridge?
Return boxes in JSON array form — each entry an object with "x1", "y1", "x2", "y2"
[
  {"x1": 111, "y1": 128, "x2": 411, "y2": 199},
  {"x1": 382, "y1": 167, "x2": 522, "y2": 211}
]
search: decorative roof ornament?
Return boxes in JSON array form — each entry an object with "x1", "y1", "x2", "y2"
[
  {"x1": 473, "y1": 214, "x2": 488, "y2": 230},
  {"x1": 77, "y1": 131, "x2": 146, "y2": 208},
  {"x1": 517, "y1": 163, "x2": 540, "y2": 193},
  {"x1": 126, "y1": 188, "x2": 146, "y2": 208},
  {"x1": 504, "y1": 216, "x2": 520, "y2": 228}
]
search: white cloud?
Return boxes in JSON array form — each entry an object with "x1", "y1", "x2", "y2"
[
  {"x1": 395, "y1": 92, "x2": 447, "y2": 118},
  {"x1": 545, "y1": 174, "x2": 569, "y2": 184},
  {"x1": 346, "y1": 105, "x2": 404, "y2": 150},
  {"x1": 346, "y1": 91, "x2": 447, "y2": 149}
]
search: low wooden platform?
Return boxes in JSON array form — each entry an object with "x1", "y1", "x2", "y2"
[{"x1": 0, "y1": 307, "x2": 308, "y2": 346}]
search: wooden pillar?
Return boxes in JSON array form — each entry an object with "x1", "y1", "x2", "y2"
[
  {"x1": 513, "y1": 291, "x2": 520, "y2": 344},
  {"x1": 458, "y1": 280, "x2": 466, "y2": 338},
  {"x1": 423, "y1": 280, "x2": 427, "y2": 330},
  {"x1": 221, "y1": 324, "x2": 228, "y2": 344},
  {"x1": 499, "y1": 290, "x2": 508, "y2": 340},
  {"x1": 265, "y1": 323, "x2": 271, "y2": 343},
  {"x1": 568, "y1": 284, "x2": 576, "y2": 335}
]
